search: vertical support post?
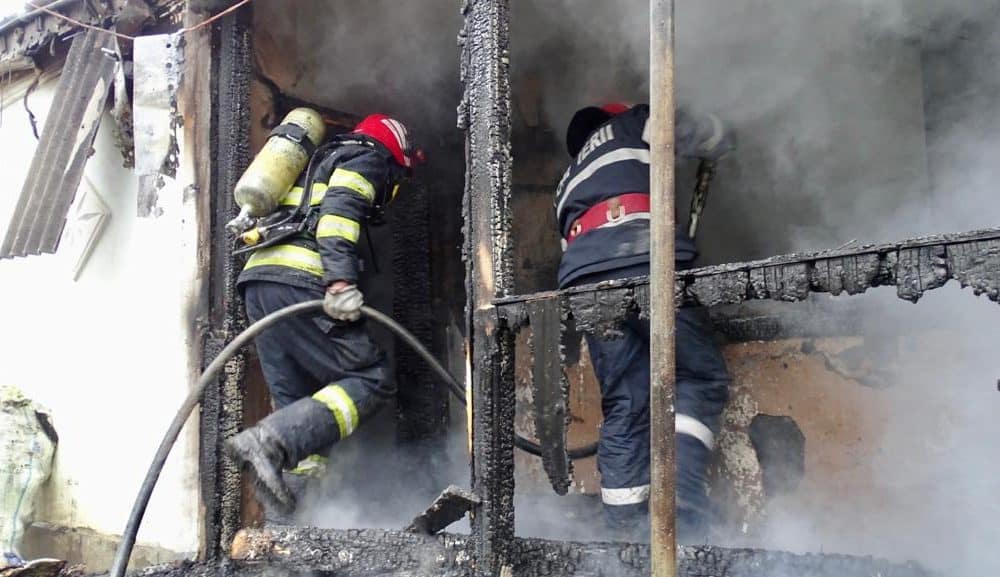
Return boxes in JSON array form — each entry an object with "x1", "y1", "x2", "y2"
[
  {"x1": 649, "y1": 0, "x2": 677, "y2": 576},
  {"x1": 460, "y1": 0, "x2": 514, "y2": 575},
  {"x1": 393, "y1": 183, "x2": 449, "y2": 446},
  {"x1": 180, "y1": 5, "x2": 215, "y2": 562},
  {"x1": 202, "y1": 6, "x2": 253, "y2": 560}
]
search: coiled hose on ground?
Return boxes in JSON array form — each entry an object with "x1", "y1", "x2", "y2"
[{"x1": 110, "y1": 300, "x2": 597, "y2": 577}]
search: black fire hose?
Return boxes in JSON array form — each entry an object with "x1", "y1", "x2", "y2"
[{"x1": 110, "y1": 300, "x2": 596, "y2": 577}]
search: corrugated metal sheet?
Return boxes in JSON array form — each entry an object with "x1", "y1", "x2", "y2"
[{"x1": 1, "y1": 29, "x2": 116, "y2": 259}]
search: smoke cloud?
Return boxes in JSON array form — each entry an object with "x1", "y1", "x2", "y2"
[
  {"x1": 511, "y1": 0, "x2": 1000, "y2": 260},
  {"x1": 295, "y1": 415, "x2": 471, "y2": 533},
  {"x1": 510, "y1": 1, "x2": 1000, "y2": 574},
  {"x1": 253, "y1": 0, "x2": 463, "y2": 134},
  {"x1": 249, "y1": 2, "x2": 1000, "y2": 573}
]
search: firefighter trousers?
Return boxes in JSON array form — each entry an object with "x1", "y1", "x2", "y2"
[
  {"x1": 575, "y1": 266, "x2": 731, "y2": 533},
  {"x1": 243, "y1": 281, "x2": 393, "y2": 464}
]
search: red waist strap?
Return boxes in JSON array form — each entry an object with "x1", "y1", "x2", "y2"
[{"x1": 565, "y1": 193, "x2": 650, "y2": 246}]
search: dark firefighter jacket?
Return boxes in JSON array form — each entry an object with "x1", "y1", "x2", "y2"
[
  {"x1": 237, "y1": 140, "x2": 402, "y2": 292},
  {"x1": 554, "y1": 104, "x2": 709, "y2": 288}
]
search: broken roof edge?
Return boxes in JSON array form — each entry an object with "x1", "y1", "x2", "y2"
[
  {"x1": 0, "y1": 0, "x2": 183, "y2": 67},
  {"x1": 0, "y1": 28, "x2": 117, "y2": 260}
]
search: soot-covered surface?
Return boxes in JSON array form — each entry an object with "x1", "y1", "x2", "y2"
[{"x1": 132, "y1": 526, "x2": 935, "y2": 577}]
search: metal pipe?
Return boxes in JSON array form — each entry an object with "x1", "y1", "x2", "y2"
[{"x1": 649, "y1": 0, "x2": 677, "y2": 575}]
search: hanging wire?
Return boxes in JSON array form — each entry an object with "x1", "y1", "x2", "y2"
[{"x1": 23, "y1": 0, "x2": 254, "y2": 41}]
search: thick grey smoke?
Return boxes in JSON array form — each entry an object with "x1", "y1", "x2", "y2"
[
  {"x1": 511, "y1": 1, "x2": 1000, "y2": 574},
  {"x1": 745, "y1": 287, "x2": 1000, "y2": 577},
  {"x1": 252, "y1": 0, "x2": 462, "y2": 133},
  {"x1": 295, "y1": 415, "x2": 471, "y2": 533},
  {"x1": 512, "y1": 0, "x2": 1000, "y2": 260},
  {"x1": 679, "y1": 2, "x2": 1000, "y2": 575},
  {"x1": 248, "y1": 2, "x2": 1000, "y2": 572}
]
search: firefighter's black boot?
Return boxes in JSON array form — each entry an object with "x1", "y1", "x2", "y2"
[
  {"x1": 226, "y1": 396, "x2": 340, "y2": 516},
  {"x1": 226, "y1": 425, "x2": 295, "y2": 514}
]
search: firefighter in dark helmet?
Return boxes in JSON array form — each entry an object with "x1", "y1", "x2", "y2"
[
  {"x1": 226, "y1": 113, "x2": 421, "y2": 519},
  {"x1": 555, "y1": 103, "x2": 733, "y2": 541}
]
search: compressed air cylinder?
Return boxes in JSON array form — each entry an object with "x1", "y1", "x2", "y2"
[{"x1": 234, "y1": 107, "x2": 326, "y2": 218}]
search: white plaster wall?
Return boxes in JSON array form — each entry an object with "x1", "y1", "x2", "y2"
[{"x1": 0, "y1": 75, "x2": 201, "y2": 556}]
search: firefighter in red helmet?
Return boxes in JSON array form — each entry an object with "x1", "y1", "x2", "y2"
[
  {"x1": 227, "y1": 113, "x2": 421, "y2": 522},
  {"x1": 557, "y1": 102, "x2": 733, "y2": 541}
]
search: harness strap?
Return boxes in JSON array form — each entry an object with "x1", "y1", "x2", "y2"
[{"x1": 269, "y1": 123, "x2": 318, "y2": 157}]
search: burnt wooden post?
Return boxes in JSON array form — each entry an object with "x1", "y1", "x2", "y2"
[
  {"x1": 459, "y1": 0, "x2": 515, "y2": 576},
  {"x1": 202, "y1": 6, "x2": 253, "y2": 559},
  {"x1": 650, "y1": 0, "x2": 678, "y2": 575},
  {"x1": 393, "y1": 183, "x2": 449, "y2": 446}
]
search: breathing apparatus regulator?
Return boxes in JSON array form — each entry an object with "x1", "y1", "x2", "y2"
[{"x1": 227, "y1": 109, "x2": 424, "y2": 256}]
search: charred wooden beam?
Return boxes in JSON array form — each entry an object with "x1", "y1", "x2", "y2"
[
  {"x1": 495, "y1": 228, "x2": 1000, "y2": 338},
  {"x1": 526, "y1": 300, "x2": 572, "y2": 495},
  {"x1": 461, "y1": 0, "x2": 515, "y2": 575},
  {"x1": 406, "y1": 485, "x2": 481, "y2": 535},
  {"x1": 200, "y1": 7, "x2": 253, "y2": 561},
  {"x1": 393, "y1": 181, "x2": 449, "y2": 446},
  {"x1": 212, "y1": 527, "x2": 936, "y2": 577}
]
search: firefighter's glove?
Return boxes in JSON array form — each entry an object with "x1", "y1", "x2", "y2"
[
  {"x1": 693, "y1": 113, "x2": 735, "y2": 161},
  {"x1": 324, "y1": 283, "x2": 364, "y2": 322},
  {"x1": 678, "y1": 110, "x2": 735, "y2": 161}
]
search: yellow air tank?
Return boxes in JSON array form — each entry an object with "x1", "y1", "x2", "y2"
[{"x1": 226, "y1": 108, "x2": 326, "y2": 234}]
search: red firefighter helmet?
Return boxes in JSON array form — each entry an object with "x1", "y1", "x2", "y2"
[
  {"x1": 566, "y1": 102, "x2": 631, "y2": 158},
  {"x1": 353, "y1": 114, "x2": 423, "y2": 168}
]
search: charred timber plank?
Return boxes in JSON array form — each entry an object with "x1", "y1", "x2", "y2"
[
  {"x1": 406, "y1": 485, "x2": 482, "y2": 535},
  {"x1": 472, "y1": 316, "x2": 517, "y2": 574},
  {"x1": 948, "y1": 238, "x2": 1000, "y2": 301},
  {"x1": 218, "y1": 527, "x2": 935, "y2": 577},
  {"x1": 393, "y1": 182, "x2": 449, "y2": 445},
  {"x1": 230, "y1": 527, "x2": 472, "y2": 577},
  {"x1": 462, "y1": 0, "x2": 515, "y2": 574},
  {"x1": 200, "y1": 8, "x2": 253, "y2": 560},
  {"x1": 527, "y1": 299, "x2": 572, "y2": 495},
  {"x1": 566, "y1": 285, "x2": 634, "y2": 338},
  {"x1": 495, "y1": 228, "x2": 1000, "y2": 334},
  {"x1": 0, "y1": 559, "x2": 65, "y2": 577}
]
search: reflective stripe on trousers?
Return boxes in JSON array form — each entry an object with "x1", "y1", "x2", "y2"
[
  {"x1": 312, "y1": 384, "x2": 360, "y2": 440},
  {"x1": 602, "y1": 484, "x2": 650, "y2": 506},
  {"x1": 600, "y1": 414, "x2": 714, "y2": 506}
]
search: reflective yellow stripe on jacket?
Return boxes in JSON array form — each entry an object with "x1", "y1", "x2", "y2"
[
  {"x1": 312, "y1": 384, "x2": 359, "y2": 439},
  {"x1": 328, "y1": 168, "x2": 375, "y2": 202},
  {"x1": 316, "y1": 215, "x2": 361, "y2": 243},
  {"x1": 244, "y1": 244, "x2": 323, "y2": 277},
  {"x1": 279, "y1": 182, "x2": 327, "y2": 207}
]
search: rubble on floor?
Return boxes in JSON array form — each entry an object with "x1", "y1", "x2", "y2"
[{"x1": 133, "y1": 526, "x2": 934, "y2": 577}]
